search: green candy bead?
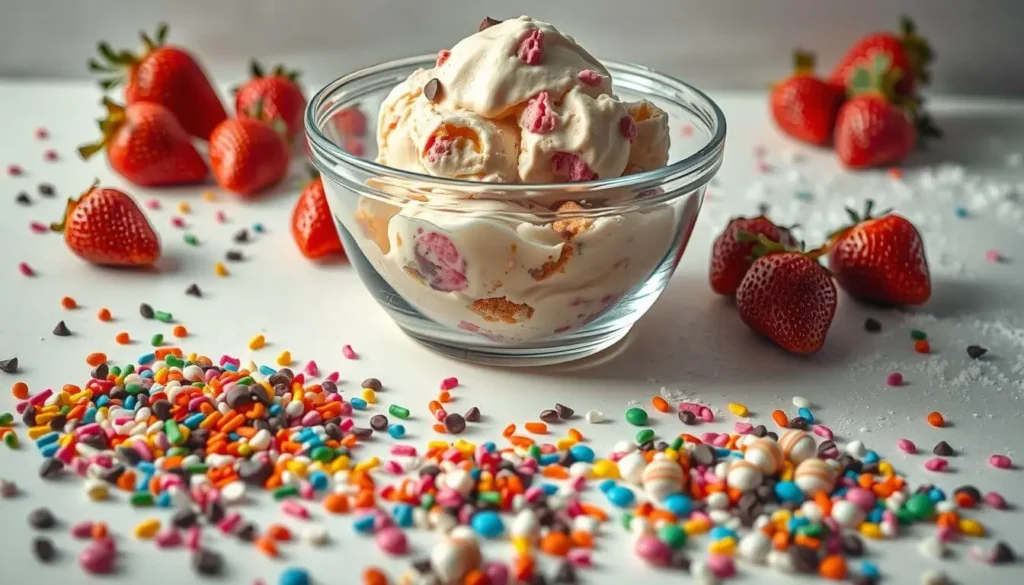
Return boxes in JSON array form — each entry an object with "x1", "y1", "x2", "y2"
[
  {"x1": 658, "y1": 524, "x2": 688, "y2": 549},
  {"x1": 625, "y1": 407, "x2": 648, "y2": 426}
]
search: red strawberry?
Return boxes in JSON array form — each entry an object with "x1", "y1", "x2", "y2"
[
  {"x1": 735, "y1": 238, "x2": 837, "y2": 355},
  {"x1": 78, "y1": 98, "x2": 207, "y2": 187},
  {"x1": 333, "y1": 107, "x2": 367, "y2": 138},
  {"x1": 209, "y1": 110, "x2": 290, "y2": 196},
  {"x1": 828, "y1": 200, "x2": 930, "y2": 305},
  {"x1": 770, "y1": 51, "x2": 846, "y2": 146},
  {"x1": 291, "y1": 174, "x2": 344, "y2": 259},
  {"x1": 834, "y1": 94, "x2": 916, "y2": 169},
  {"x1": 89, "y1": 23, "x2": 226, "y2": 140},
  {"x1": 50, "y1": 183, "x2": 160, "y2": 267},
  {"x1": 710, "y1": 215, "x2": 797, "y2": 296},
  {"x1": 830, "y1": 16, "x2": 932, "y2": 98},
  {"x1": 235, "y1": 60, "x2": 307, "y2": 143}
]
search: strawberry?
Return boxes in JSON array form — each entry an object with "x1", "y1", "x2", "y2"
[
  {"x1": 234, "y1": 60, "x2": 307, "y2": 143},
  {"x1": 209, "y1": 105, "x2": 290, "y2": 196},
  {"x1": 710, "y1": 215, "x2": 797, "y2": 296},
  {"x1": 78, "y1": 99, "x2": 207, "y2": 187},
  {"x1": 291, "y1": 173, "x2": 344, "y2": 259},
  {"x1": 50, "y1": 183, "x2": 160, "y2": 267},
  {"x1": 829, "y1": 16, "x2": 932, "y2": 99},
  {"x1": 89, "y1": 23, "x2": 226, "y2": 140},
  {"x1": 770, "y1": 51, "x2": 846, "y2": 146},
  {"x1": 735, "y1": 237, "x2": 837, "y2": 355},
  {"x1": 827, "y1": 200, "x2": 930, "y2": 306}
]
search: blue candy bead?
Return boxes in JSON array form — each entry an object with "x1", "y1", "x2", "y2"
[
  {"x1": 388, "y1": 424, "x2": 406, "y2": 439},
  {"x1": 606, "y1": 486, "x2": 635, "y2": 508},
  {"x1": 471, "y1": 510, "x2": 504, "y2": 538},
  {"x1": 775, "y1": 481, "x2": 804, "y2": 504},
  {"x1": 663, "y1": 494, "x2": 693, "y2": 517},
  {"x1": 279, "y1": 567, "x2": 310, "y2": 585},
  {"x1": 569, "y1": 445, "x2": 595, "y2": 463},
  {"x1": 797, "y1": 407, "x2": 814, "y2": 423},
  {"x1": 393, "y1": 503, "x2": 414, "y2": 528}
]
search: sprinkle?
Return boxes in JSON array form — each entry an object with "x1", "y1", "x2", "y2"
[
  {"x1": 913, "y1": 339, "x2": 930, "y2": 354},
  {"x1": 771, "y1": 409, "x2": 789, "y2": 427},
  {"x1": 988, "y1": 455, "x2": 1012, "y2": 469},
  {"x1": 984, "y1": 492, "x2": 1007, "y2": 509},
  {"x1": 652, "y1": 396, "x2": 670, "y2": 413},
  {"x1": 932, "y1": 441, "x2": 954, "y2": 456},
  {"x1": 133, "y1": 518, "x2": 161, "y2": 539},
  {"x1": 253, "y1": 223, "x2": 264, "y2": 233},
  {"x1": 897, "y1": 439, "x2": 916, "y2": 454},
  {"x1": 439, "y1": 377, "x2": 459, "y2": 391},
  {"x1": 35, "y1": 128, "x2": 48, "y2": 139},
  {"x1": 464, "y1": 406, "x2": 481, "y2": 422},
  {"x1": 966, "y1": 345, "x2": 988, "y2": 359},
  {"x1": 214, "y1": 262, "x2": 228, "y2": 277},
  {"x1": 984, "y1": 250, "x2": 1003, "y2": 262},
  {"x1": 145, "y1": 199, "x2": 160, "y2": 210},
  {"x1": 115, "y1": 332, "x2": 130, "y2": 344},
  {"x1": 555, "y1": 403, "x2": 574, "y2": 419},
  {"x1": 172, "y1": 325, "x2": 187, "y2": 338},
  {"x1": 248, "y1": 335, "x2": 266, "y2": 350},
  {"x1": 177, "y1": 202, "x2": 191, "y2": 214},
  {"x1": 37, "y1": 184, "x2": 54, "y2": 196},
  {"x1": 44, "y1": 150, "x2": 58, "y2": 161},
  {"x1": 16, "y1": 192, "x2": 30, "y2": 205},
  {"x1": 151, "y1": 333, "x2": 164, "y2": 347},
  {"x1": 185, "y1": 283, "x2": 202, "y2": 297},
  {"x1": 18, "y1": 262, "x2": 34, "y2": 276},
  {"x1": 7, "y1": 164, "x2": 23, "y2": 176},
  {"x1": 85, "y1": 352, "x2": 107, "y2": 367},
  {"x1": 863, "y1": 318, "x2": 881, "y2": 332},
  {"x1": 924, "y1": 458, "x2": 949, "y2": 472},
  {"x1": 154, "y1": 310, "x2": 173, "y2": 323},
  {"x1": 52, "y1": 321, "x2": 71, "y2": 337},
  {"x1": 183, "y1": 233, "x2": 199, "y2": 246},
  {"x1": 226, "y1": 250, "x2": 244, "y2": 262},
  {"x1": 388, "y1": 405, "x2": 410, "y2": 420},
  {"x1": 524, "y1": 422, "x2": 548, "y2": 434},
  {"x1": 624, "y1": 407, "x2": 648, "y2": 426},
  {"x1": 304, "y1": 360, "x2": 318, "y2": 376},
  {"x1": 727, "y1": 402, "x2": 748, "y2": 417},
  {"x1": 171, "y1": 217, "x2": 185, "y2": 228},
  {"x1": 955, "y1": 206, "x2": 969, "y2": 218},
  {"x1": 216, "y1": 210, "x2": 227, "y2": 223},
  {"x1": 342, "y1": 345, "x2": 357, "y2": 359},
  {"x1": 910, "y1": 329, "x2": 927, "y2": 340},
  {"x1": 926, "y1": 411, "x2": 944, "y2": 427},
  {"x1": 885, "y1": 372, "x2": 903, "y2": 386},
  {"x1": 30, "y1": 221, "x2": 48, "y2": 233},
  {"x1": 96, "y1": 308, "x2": 112, "y2": 321},
  {"x1": 276, "y1": 351, "x2": 292, "y2": 366}
]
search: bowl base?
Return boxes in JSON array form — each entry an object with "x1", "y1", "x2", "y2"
[{"x1": 400, "y1": 323, "x2": 633, "y2": 367}]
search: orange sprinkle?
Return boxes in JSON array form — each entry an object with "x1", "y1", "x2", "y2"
[
  {"x1": 508, "y1": 435, "x2": 534, "y2": 448},
  {"x1": 570, "y1": 530, "x2": 594, "y2": 548},
  {"x1": 85, "y1": 352, "x2": 107, "y2": 367},
  {"x1": 502, "y1": 423, "x2": 516, "y2": 437},
  {"x1": 539, "y1": 531, "x2": 572, "y2": 556},
  {"x1": 11, "y1": 381, "x2": 29, "y2": 399},
  {"x1": 432, "y1": 423, "x2": 447, "y2": 434},
  {"x1": 91, "y1": 522, "x2": 108, "y2": 540},
  {"x1": 524, "y1": 422, "x2": 548, "y2": 434},
  {"x1": 772, "y1": 531, "x2": 790, "y2": 551},
  {"x1": 323, "y1": 493, "x2": 350, "y2": 514},
  {"x1": 887, "y1": 167, "x2": 903, "y2": 180},
  {"x1": 578, "y1": 502, "x2": 608, "y2": 522},
  {"x1": 652, "y1": 396, "x2": 670, "y2": 413},
  {"x1": 542, "y1": 465, "x2": 569, "y2": 479},
  {"x1": 172, "y1": 325, "x2": 188, "y2": 338},
  {"x1": 819, "y1": 555, "x2": 847, "y2": 580},
  {"x1": 115, "y1": 331, "x2": 130, "y2": 345},
  {"x1": 353, "y1": 490, "x2": 375, "y2": 509},
  {"x1": 60, "y1": 296, "x2": 77, "y2": 309},
  {"x1": 649, "y1": 509, "x2": 677, "y2": 525},
  {"x1": 267, "y1": 524, "x2": 292, "y2": 541},
  {"x1": 512, "y1": 555, "x2": 534, "y2": 581},
  {"x1": 927, "y1": 411, "x2": 945, "y2": 428},
  {"x1": 362, "y1": 567, "x2": 389, "y2": 585},
  {"x1": 771, "y1": 409, "x2": 789, "y2": 428},
  {"x1": 914, "y1": 339, "x2": 931, "y2": 354},
  {"x1": 794, "y1": 534, "x2": 821, "y2": 549},
  {"x1": 438, "y1": 390, "x2": 452, "y2": 403},
  {"x1": 428, "y1": 400, "x2": 443, "y2": 414},
  {"x1": 567, "y1": 428, "x2": 583, "y2": 442},
  {"x1": 464, "y1": 569, "x2": 487, "y2": 585},
  {"x1": 97, "y1": 308, "x2": 112, "y2": 321},
  {"x1": 255, "y1": 537, "x2": 278, "y2": 558}
]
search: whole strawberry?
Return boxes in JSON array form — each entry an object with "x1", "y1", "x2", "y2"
[
  {"x1": 828, "y1": 200, "x2": 930, "y2": 305},
  {"x1": 209, "y1": 107, "x2": 290, "y2": 196},
  {"x1": 833, "y1": 55, "x2": 922, "y2": 169},
  {"x1": 830, "y1": 16, "x2": 932, "y2": 99},
  {"x1": 291, "y1": 174, "x2": 344, "y2": 259},
  {"x1": 51, "y1": 183, "x2": 160, "y2": 267},
  {"x1": 79, "y1": 98, "x2": 207, "y2": 186},
  {"x1": 710, "y1": 215, "x2": 797, "y2": 296},
  {"x1": 235, "y1": 60, "x2": 307, "y2": 143},
  {"x1": 736, "y1": 237, "x2": 837, "y2": 355},
  {"x1": 770, "y1": 51, "x2": 846, "y2": 146},
  {"x1": 89, "y1": 23, "x2": 226, "y2": 140}
]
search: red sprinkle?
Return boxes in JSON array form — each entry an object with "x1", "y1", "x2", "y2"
[
  {"x1": 18, "y1": 262, "x2": 34, "y2": 276},
  {"x1": 516, "y1": 29, "x2": 545, "y2": 65},
  {"x1": 439, "y1": 377, "x2": 459, "y2": 391},
  {"x1": 44, "y1": 150, "x2": 58, "y2": 161},
  {"x1": 577, "y1": 70, "x2": 602, "y2": 86},
  {"x1": 436, "y1": 50, "x2": 451, "y2": 67},
  {"x1": 171, "y1": 217, "x2": 185, "y2": 228},
  {"x1": 216, "y1": 210, "x2": 227, "y2": 223},
  {"x1": 619, "y1": 116, "x2": 638, "y2": 142},
  {"x1": 924, "y1": 457, "x2": 949, "y2": 472},
  {"x1": 35, "y1": 128, "x2": 48, "y2": 139},
  {"x1": 522, "y1": 92, "x2": 557, "y2": 134},
  {"x1": 885, "y1": 372, "x2": 903, "y2": 386},
  {"x1": 342, "y1": 345, "x2": 357, "y2": 360},
  {"x1": 30, "y1": 221, "x2": 48, "y2": 233},
  {"x1": 989, "y1": 454, "x2": 1012, "y2": 469},
  {"x1": 551, "y1": 152, "x2": 597, "y2": 182},
  {"x1": 145, "y1": 199, "x2": 161, "y2": 210},
  {"x1": 7, "y1": 164, "x2": 23, "y2": 176}
]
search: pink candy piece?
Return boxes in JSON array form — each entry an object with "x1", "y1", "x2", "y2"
[
  {"x1": 299, "y1": 480, "x2": 315, "y2": 500},
  {"x1": 325, "y1": 371, "x2": 340, "y2": 383},
  {"x1": 155, "y1": 527, "x2": 182, "y2": 548},
  {"x1": 44, "y1": 149, "x2": 58, "y2": 161},
  {"x1": 567, "y1": 548, "x2": 592, "y2": 567},
  {"x1": 897, "y1": 439, "x2": 917, "y2": 454},
  {"x1": 516, "y1": 29, "x2": 545, "y2": 65},
  {"x1": 390, "y1": 445, "x2": 417, "y2": 457},
  {"x1": 634, "y1": 535, "x2": 671, "y2": 566},
  {"x1": 734, "y1": 422, "x2": 754, "y2": 434},
  {"x1": 436, "y1": 49, "x2": 451, "y2": 67},
  {"x1": 989, "y1": 454, "x2": 1012, "y2": 469},
  {"x1": 551, "y1": 152, "x2": 597, "y2": 182},
  {"x1": 71, "y1": 520, "x2": 94, "y2": 538},
  {"x1": 984, "y1": 249, "x2": 1003, "y2": 262},
  {"x1": 304, "y1": 360, "x2": 319, "y2": 376},
  {"x1": 145, "y1": 198, "x2": 161, "y2": 210},
  {"x1": 440, "y1": 377, "x2": 459, "y2": 391},
  {"x1": 280, "y1": 500, "x2": 309, "y2": 519},
  {"x1": 216, "y1": 210, "x2": 227, "y2": 223},
  {"x1": 18, "y1": 262, "x2": 34, "y2": 276},
  {"x1": 522, "y1": 92, "x2": 557, "y2": 134},
  {"x1": 36, "y1": 128, "x2": 49, "y2": 139},
  {"x1": 984, "y1": 492, "x2": 1007, "y2": 509},
  {"x1": 414, "y1": 232, "x2": 468, "y2": 292},
  {"x1": 706, "y1": 554, "x2": 736, "y2": 578},
  {"x1": 577, "y1": 69, "x2": 602, "y2": 86},
  {"x1": 619, "y1": 116, "x2": 638, "y2": 142},
  {"x1": 484, "y1": 562, "x2": 510, "y2": 585},
  {"x1": 79, "y1": 544, "x2": 115, "y2": 574},
  {"x1": 30, "y1": 221, "x2": 47, "y2": 233},
  {"x1": 812, "y1": 425, "x2": 834, "y2": 440},
  {"x1": 171, "y1": 217, "x2": 185, "y2": 228},
  {"x1": 384, "y1": 460, "x2": 403, "y2": 474},
  {"x1": 924, "y1": 457, "x2": 949, "y2": 472},
  {"x1": 376, "y1": 526, "x2": 408, "y2": 555},
  {"x1": 342, "y1": 345, "x2": 357, "y2": 359},
  {"x1": 886, "y1": 372, "x2": 903, "y2": 386},
  {"x1": 712, "y1": 434, "x2": 730, "y2": 448},
  {"x1": 185, "y1": 526, "x2": 202, "y2": 550},
  {"x1": 7, "y1": 164, "x2": 23, "y2": 176},
  {"x1": 217, "y1": 512, "x2": 242, "y2": 533}
]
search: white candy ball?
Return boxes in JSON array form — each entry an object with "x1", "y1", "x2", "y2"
[
  {"x1": 793, "y1": 458, "x2": 837, "y2": 495},
  {"x1": 641, "y1": 455, "x2": 685, "y2": 502},
  {"x1": 830, "y1": 500, "x2": 865, "y2": 528},
  {"x1": 617, "y1": 451, "x2": 647, "y2": 486},
  {"x1": 744, "y1": 438, "x2": 784, "y2": 474},
  {"x1": 738, "y1": 531, "x2": 771, "y2": 564},
  {"x1": 779, "y1": 430, "x2": 817, "y2": 464},
  {"x1": 726, "y1": 460, "x2": 763, "y2": 492},
  {"x1": 706, "y1": 491, "x2": 729, "y2": 510},
  {"x1": 430, "y1": 532, "x2": 481, "y2": 584}
]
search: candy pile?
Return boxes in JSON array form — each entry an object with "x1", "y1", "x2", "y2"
[{"x1": 1, "y1": 349, "x2": 1018, "y2": 585}]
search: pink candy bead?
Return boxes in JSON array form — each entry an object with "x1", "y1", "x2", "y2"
[
  {"x1": 812, "y1": 425, "x2": 834, "y2": 440},
  {"x1": 390, "y1": 445, "x2": 417, "y2": 457},
  {"x1": 155, "y1": 528, "x2": 182, "y2": 548},
  {"x1": 376, "y1": 527, "x2": 408, "y2": 555},
  {"x1": 439, "y1": 377, "x2": 459, "y2": 391},
  {"x1": 567, "y1": 548, "x2": 592, "y2": 566},
  {"x1": 924, "y1": 457, "x2": 949, "y2": 472},
  {"x1": 707, "y1": 554, "x2": 736, "y2": 578},
  {"x1": 185, "y1": 526, "x2": 202, "y2": 550},
  {"x1": 18, "y1": 261, "x2": 34, "y2": 276},
  {"x1": 634, "y1": 535, "x2": 671, "y2": 566},
  {"x1": 984, "y1": 492, "x2": 1007, "y2": 509},
  {"x1": 325, "y1": 371, "x2": 340, "y2": 383},
  {"x1": 886, "y1": 372, "x2": 903, "y2": 386},
  {"x1": 171, "y1": 217, "x2": 185, "y2": 228},
  {"x1": 71, "y1": 521, "x2": 94, "y2": 539},
  {"x1": 734, "y1": 422, "x2": 754, "y2": 434},
  {"x1": 280, "y1": 500, "x2": 309, "y2": 519},
  {"x1": 342, "y1": 345, "x2": 357, "y2": 359},
  {"x1": 897, "y1": 439, "x2": 917, "y2": 454},
  {"x1": 30, "y1": 221, "x2": 47, "y2": 233},
  {"x1": 146, "y1": 198, "x2": 160, "y2": 210},
  {"x1": 989, "y1": 454, "x2": 1012, "y2": 469},
  {"x1": 79, "y1": 544, "x2": 115, "y2": 574},
  {"x1": 304, "y1": 360, "x2": 318, "y2": 376},
  {"x1": 217, "y1": 512, "x2": 242, "y2": 532}
]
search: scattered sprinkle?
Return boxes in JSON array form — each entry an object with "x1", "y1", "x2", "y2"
[
  {"x1": 342, "y1": 345, "x2": 357, "y2": 359},
  {"x1": 885, "y1": 372, "x2": 903, "y2": 386},
  {"x1": 988, "y1": 455, "x2": 1012, "y2": 469},
  {"x1": 214, "y1": 262, "x2": 228, "y2": 277},
  {"x1": 926, "y1": 411, "x2": 945, "y2": 428},
  {"x1": 96, "y1": 308, "x2": 112, "y2": 321}
]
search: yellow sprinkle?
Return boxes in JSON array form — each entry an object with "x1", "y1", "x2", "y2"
[
  {"x1": 361, "y1": 388, "x2": 377, "y2": 404},
  {"x1": 58, "y1": 434, "x2": 74, "y2": 447},
  {"x1": 354, "y1": 456, "x2": 380, "y2": 473},
  {"x1": 27, "y1": 425, "x2": 52, "y2": 440},
  {"x1": 555, "y1": 438, "x2": 577, "y2": 451},
  {"x1": 202, "y1": 190, "x2": 217, "y2": 202},
  {"x1": 249, "y1": 334, "x2": 266, "y2": 350},
  {"x1": 708, "y1": 537, "x2": 736, "y2": 555},
  {"x1": 177, "y1": 201, "x2": 191, "y2": 214},
  {"x1": 285, "y1": 460, "x2": 309, "y2": 477},
  {"x1": 959, "y1": 519, "x2": 985, "y2": 537},
  {"x1": 771, "y1": 509, "x2": 792, "y2": 524},
  {"x1": 683, "y1": 518, "x2": 711, "y2": 535},
  {"x1": 329, "y1": 456, "x2": 351, "y2": 472},
  {"x1": 187, "y1": 352, "x2": 198, "y2": 362},
  {"x1": 511, "y1": 536, "x2": 530, "y2": 555},
  {"x1": 237, "y1": 443, "x2": 252, "y2": 457},
  {"x1": 878, "y1": 461, "x2": 894, "y2": 477},
  {"x1": 780, "y1": 461, "x2": 795, "y2": 481},
  {"x1": 453, "y1": 439, "x2": 475, "y2": 452},
  {"x1": 591, "y1": 459, "x2": 620, "y2": 479},
  {"x1": 276, "y1": 351, "x2": 292, "y2": 366},
  {"x1": 727, "y1": 402, "x2": 749, "y2": 417},
  {"x1": 134, "y1": 518, "x2": 161, "y2": 539},
  {"x1": 35, "y1": 413, "x2": 55, "y2": 425},
  {"x1": 86, "y1": 482, "x2": 109, "y2": 501},
  {"x1": 427, "y1": 441, "x2": 450, "y2": 450},
  {"x1": 215, "y1": 262, "x2": 229, "y2": 277},
  {"x1": 662, "y1": 448, "x2": 679, "y2": 461},
  {"x1": 859, "y1": 523, "x2": 882, "y2": 539}
]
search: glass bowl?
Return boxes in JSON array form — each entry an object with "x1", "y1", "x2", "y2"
[{"x1": 306, "y1": 55, "x2": 726, "y2": 366}]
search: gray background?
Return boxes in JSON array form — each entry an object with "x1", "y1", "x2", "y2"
[{"x1": 0, "y1": 0, "x2": 1020, "y2": 96}]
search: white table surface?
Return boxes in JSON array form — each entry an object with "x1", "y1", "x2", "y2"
[{"x1": 0, "y1": 81, "x2": 1022, "y2": 585}]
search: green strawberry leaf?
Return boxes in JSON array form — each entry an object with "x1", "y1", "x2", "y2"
[{"x1": 155, "y1": 23, "x2": 169, "y2": 45}]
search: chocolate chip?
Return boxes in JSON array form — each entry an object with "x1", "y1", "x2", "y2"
[
  {"x1": 993, "y1": 541, "x2": 1016, "y2": 564},
  {"x1": 789, "y1": 416, "x2": 808, "y2": 430},
  {"x1": 38, "y1": 183, "x2": 55, "y2": 196},
  {"x1": 237, "y1": 460, "x2": 273, "y2": 485},
  {"x1": 678, "y1": 410, "x2": 696, "y2": 425},
  {"x1": 554, "y1": 403, "x2": 574, "y2": 419},
  {"x1": 0, "y1": 357, "x2": 17, "y2": 373},
  {"x1": 172, "y1": 509, "x2": 199, "y2": 529},
  {"x1": 234, "y1": 229, "x2": 249, "y2": 243},
  {"x1": 28, "y1": 507, "x2": 56, "y2": 529},
  {"x1": 351, "y1": 427, "x2": 374, "y2": 440},
  {"x1": 691, "y1": 444, "x2": 716, "y2": 466},
  {"x1": 49, "y1": 413, "x2": 66, "y2": 431},
  {"x1": 39, "y1": 458, "x2": 63, "y2": 479},
  {"x1": 464, "y1": 406, "x2": 481, "y2": 422},
  {"x1": 90, "y1": 363, "x2": 108, "y2": 380},
  {"x1": 152, "y1": 399, "x2": 172, "y2": 420},
  {"x1": 479, "y1": 16, "x2": 503, "y2": 31},
  {"x1": 321, "y1": 380, "x2": 338, "y2": 395},
  {"x1": 966, "y1": 345, "x2": 988, "y2": 359},
  {"x1": 185, "y1": 283, "x2": 202, "y2": 297},
  {"x1": 225, "y1": 250, "x2": 244, "y2": 262},
  {"x1": 32, "y1": 536, "x2": 57, "y2": 562},
  {"x1": 235, "y1": 522, "x2": 258, "y2": 542},
  {"x1": 423, "y1": 78, "x2": 443, "y2": 103},
  {"x1": 361, "y1": 378, "x2": 382, "y2": 391},
  {"x1": 539, "y1": 409, "x2": 559, "y2": 423},
  {"x1": 840, "y1": 534, "x2": 865, "y2": 557},
  {"x1": 139, "y1": 303, "x2": 155, "y2": 318},
  {"x1": 225, "y1": 386, "x2": 252, "y2": 409},
  {"x1": 205, "y1": 500, "x2": 225, "y2": 523},
  {"x1": 931, "y1": 441, "x2": 954, "y2": 456},
  {"x1": 817, "y1": 440, "x2": 838, "y2": 458},
  {"x1": 752, "y1": 424, "x2": 767, "y2": 437},
  {"x1": 444, "y1": 413, "x2": 467, "y2": 434},
  {"x1": 192, "y1": 548, "x2": 223, "y2": 575},
  {"x1": 370, "y1": 414, "x2": 389, "y2": 431},
  {"x1": 52, "y1": 321, "x2": 70, "y2": 336},
  {"x1": 789, "y1": 545, "x2": 819, "y2": 573},
  {"x1": 16, "y1": 192, "x2": 30, "y2": 205},
  {"x1": 670, "y1": 549, "x2": 691, "y2": 570},
  {"x1": 864, "y1": 318, "x2": 882, "y2": 332},
  {"x1": 766, "y1": 431, "x2": 779, "y2": 441}
]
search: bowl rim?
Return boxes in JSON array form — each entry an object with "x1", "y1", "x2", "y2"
[{"x1": 305, "y1": 54, "x2": 726, "y2": 201}]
